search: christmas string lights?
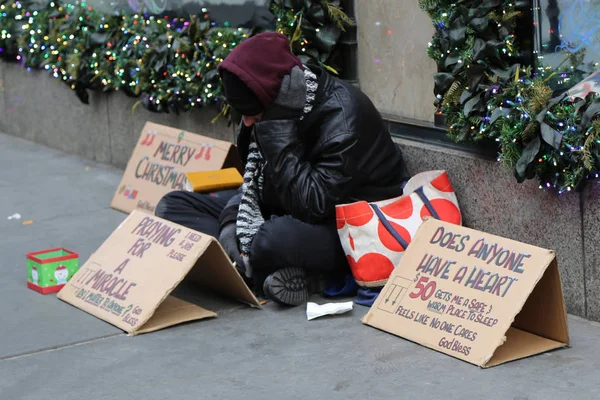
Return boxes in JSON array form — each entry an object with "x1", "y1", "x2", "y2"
[{"x1": 0, "y1": 0, "x2": 352, "y2": 114}]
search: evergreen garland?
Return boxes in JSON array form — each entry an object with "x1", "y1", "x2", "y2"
[
  {"x1": 0, "y1": 0, "x2": 352, "y2": 115},
  {"x1": 421, "y1": 0, "x2": 600, "y2": 193}
]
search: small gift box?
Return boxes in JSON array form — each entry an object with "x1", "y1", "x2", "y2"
[{"x1": 26, "y1": 248, "x2": 79, "y2": 294}]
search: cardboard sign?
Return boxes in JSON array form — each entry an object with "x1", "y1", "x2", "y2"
[
  {"x1": 57, "y1": 211, "x2": 259, "y2": 335},
  {"x1": 111, "y1": 122, "x2": 241, "y2": 214},
  {"x1": 363, "y1": 219, "x2": 570, "y2": 368}
]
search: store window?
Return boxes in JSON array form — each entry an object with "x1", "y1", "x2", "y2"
[
  {"x1": 533, "y1": 0, "x2": 600, "y2": 93},
  {"x1": 86, "y1": 0, "x2": 272, "y2": 29}
]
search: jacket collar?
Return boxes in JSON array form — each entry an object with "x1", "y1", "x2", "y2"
[{"x1": 236, "y1": 122, "x2": 253, "y2": 164}]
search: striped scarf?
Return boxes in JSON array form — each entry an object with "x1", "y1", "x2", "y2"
[{"x1": 236, "y1": 66, "x2": 319, "y2": 278}]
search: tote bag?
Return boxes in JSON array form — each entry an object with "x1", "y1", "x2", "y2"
[{"x1": 335, "y1": 171, "x2": 462, "y2": 288}]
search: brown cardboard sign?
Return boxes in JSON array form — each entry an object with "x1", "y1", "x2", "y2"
[
  {"x1": 111, "y1": 122, "x2": 241, "y2": 214},
  {"x1": 57, "y1": 211, "x2": 259, "y2": 335},
  {"x1": 363, "y1": 219, "x2": 569, "y2": 368}
]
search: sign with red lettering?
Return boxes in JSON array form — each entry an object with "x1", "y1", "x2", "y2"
[
  {"x1": 111, "y1": 122, "x2": 241, "y2": 214},
  {"x1": 362, "y1": 219, "x2": 570, "y2": 368},
  {"x1": 58, "y1": 211, "x2": 259, "y2": 335}
]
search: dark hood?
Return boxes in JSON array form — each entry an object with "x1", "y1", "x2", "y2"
[{"x1": 218, "y1": 32, "x2": 303, "y2": 110}]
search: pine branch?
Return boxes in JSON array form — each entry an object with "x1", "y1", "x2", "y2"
[
  {"x1": 527, "y1": 80, "x2": 553, "y2": 116},
  {"x1": 566, "y1": 48, "x2": 586, "y2": 70},
  {"x1": 583, "y1": 120, "x2": 600, "y2": 170},
  {"x1": 443, "y1": 81, "x2": 463, "y2": 108},
  {"x1": 501, "y1": 141, "x2": 521, "y2": 168},
  {"x1": 321, "y1": 1, "x2": 354, "y2": 31},
  {"x1": 521, "y1": 121, "x2": 539, "y2": 141},
  {"x1": 418, "y1": 0, "x2": 439, "y2": 12},
  {"x1": 489, "y1": 10, "x2": 521, "y2": 23},
  {"x1": 290, "y1": 13, "x2": 303, "y2": 49},
  {"x1": 66, "y1": 53, "x2": 81, "y2": 79},
  {"x1": 469, "y1": 115, "x2": 483, "y2": 125}
]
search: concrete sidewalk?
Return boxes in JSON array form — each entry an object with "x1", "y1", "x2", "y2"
[{"x1": 0, "y1": 133, "x2": 599, "y2": 400}]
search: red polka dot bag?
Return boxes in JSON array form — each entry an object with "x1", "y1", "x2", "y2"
[{"x1": 335, "y1": 171, "x2": 462, "y2": 288}]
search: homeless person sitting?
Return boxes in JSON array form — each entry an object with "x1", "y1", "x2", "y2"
[{"x1": 155, "y1": 32, "x2": 410, "y2": 307}]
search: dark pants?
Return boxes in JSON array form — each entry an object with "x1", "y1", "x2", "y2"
[{"x1": 155, "y1": 190, "x2": 349, "y2": 281}]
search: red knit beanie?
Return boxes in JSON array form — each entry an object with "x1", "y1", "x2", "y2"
[{"x1": 218, "y1": 32, "x2": 303, "y2": 111}]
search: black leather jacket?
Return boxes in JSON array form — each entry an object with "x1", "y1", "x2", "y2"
[{"x1": 219, "y1": 67, "x2": 410, "y2": 230}]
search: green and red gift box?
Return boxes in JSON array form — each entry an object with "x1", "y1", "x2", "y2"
[{"x1": 26, "y1": 248, "x2": 79, "y2": 294}]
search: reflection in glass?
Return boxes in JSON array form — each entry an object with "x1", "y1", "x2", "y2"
[
  {"x1": 84, "y1": 0, "x2": 273, "y2": 29},
  {"x1": 533, "y1": 0, "x2": 600, "y2": 92}
]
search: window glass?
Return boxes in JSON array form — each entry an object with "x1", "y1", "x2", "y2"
[
  {"x1": 84, "y1": 0, "x2": 273, "y2": 28},
  {"x1": 534, "y1": 0, "x2": 600, "y2": 91}
]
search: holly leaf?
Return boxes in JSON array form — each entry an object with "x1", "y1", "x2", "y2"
[
  {"x1": 515, "y1": 137, "x2": 541, "y2": 182},
  {"x1": 444, "y1": 55, "x2": 460, "y2": 69},
  {"x1": 540, "y1": 123, "x2": 563, "y2": 149},
  {"x1": 156, "y1": 43, "x2": 169, "y2": 55},
  {"x1": 579, "y1": 98, "x2": 600, "y2": 130},
  {"x1": 464, "y1": 92, "x2": 483, "y2": 116},
  {"x1": 466, "y1": 64, "x2": 487, "y2": 91},
  {"x1": 284, "y1": 0, "x2": 304, "y2": 9},
  {"x1": 473, "y1": 40, "x2": 504, "y2": 63},
  {"x1": 490, "y1": 64, "x2": 518, "y2": 83},
  {"x1": 153, "y1": 58, "x2": 166, "y2": 72},
  {"x1": 473, "y1": 38, "x2": 486, "y2": 53},
  {"x1": 433, "y1": 72, "x2": 454, "y2": 95},
  {"x1": 313, "y1": 24, "x2": 341, "y2": 53},
  {"x1": 490, "y1": 107, "x2": 510, "y2": 125},
  {"x1": 574, "y1": 98, "x2": 587, "y2": 113},
  {"x1": 74, "y1": 85, "x2": 89, "y2": 104},
  {"x1": 298, "y1": 54, "x2": 312, "y2": 65},
  {"x1": 452, "y1": 61, "x2": 465, "y2": 75},
  {"x1": 469, "y1": 17, "x2": 489, "y2": 33},
  {"x1": 202, "y1": 69, "x2": 218, "y2": 83},
  {"x1": 305, "y1": 3, "x2": 325, "y2": 24},
  {"x1": 449, "y1": 15, "x2": 467, "y2": 44},
  {"x1": 460, "y1": 89, "x2": 473, "y2": 104},
  {"x1": 90, "y1": 32, "x2": 109, "y2": 46},
  {"x1": 482, "y1": 0, "x2": 502, "y2": 8},
  {"x1": 304, "y1": 47, "x2": 319, "y2": 61},
  {"x1": 435, "y1": 33, "x2": 447, "y2": 51}
]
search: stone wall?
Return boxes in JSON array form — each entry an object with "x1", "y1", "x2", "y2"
[
  {"x1": 395, "y1": 139, "x2": 591, "y2": 320},
  {"x1": 0, "y1": 62, "x2": 235, "y2": 170}
]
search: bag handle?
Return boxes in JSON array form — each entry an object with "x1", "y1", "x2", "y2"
[
  {"x1": 369, "y1": 186, "x2": 441, "y2": 251},
  {"x1": 369, "y1": 203, "x2": 409, "y2": 250},
  {"x1": 414, "y1": 186, "x2": 440, "y2": 220}
]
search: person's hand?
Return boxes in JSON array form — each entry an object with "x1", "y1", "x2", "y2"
[
  {"x1": 218, "y1": 223, "x2": 244, "y2": 269},
  {"x1": 261, "y1": 66, "x2": 306, "y2": 121}
]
